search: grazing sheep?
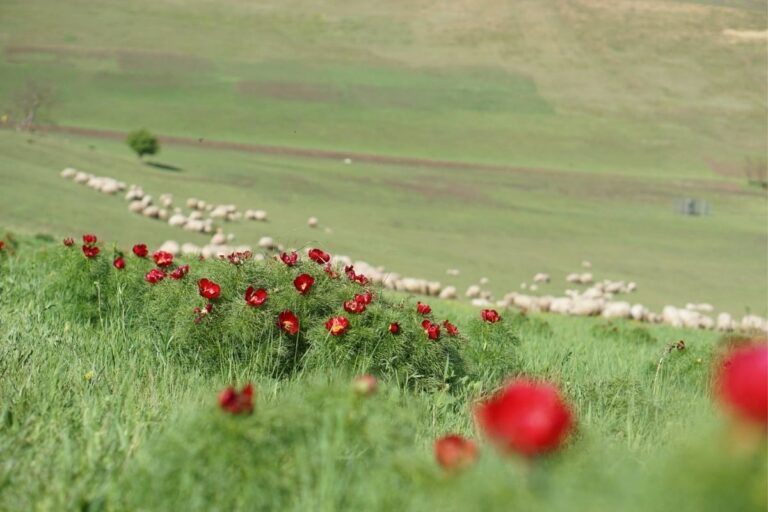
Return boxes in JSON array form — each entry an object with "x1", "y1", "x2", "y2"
[
  {"x1": 158, "y1": 240, "x2": 180, "y2": 256},
  {"x1": 159, "y1": 193, "x2": 173, "y2": 208},
  {"x1": 480, "y1": 277, "x2": 489, "y2": 285},
  {"x1": 142, "y1": 206, "x2": 160, "y2": 219},
  {"x1": 630, "y1": 304, "x2": 648, "y2": 321},
  {"x1": 571, "y1": 298, "x2": 603, "y2": 316},
  {"x1": 307, "y1": 217, "x2": 319, "y2": 228},
  {"x1": 533, "y1": 273, "x2": 550, "y2": 284},
  {"x1": 257, "y1": 236, "x2": 276, "y2": 250},
  {"x1": 184, "y1": 219, "x2": 205, "y2": 232},
  {"x1": 566, "y1": 273, "x2": 580, "y2": 284},
  {"x1": 426, "y1": 281, "x2": 442, "y2": 296},
  {"x1": 582, "y1": 260, "x2": 592, "y2": 268},
  {"x1": 716, "y1": 312, "x2": 736, "y2": 332},
  {"x1": 471, "y1": 298, "x2": 492, "y2": 307},
  {"x1": 520, "y1": 283, "x2": 528, "y2": 290},
  {"x1": 210, "y1": 232, "x2": 227, "y2": 246},
  {"x1": 438, "y1": 286, "x2": 457, "y2": 300},
  {"x1": 465, "y1": 285, "x2": 481, "y2": 298},
  {"x1": 181, "y1": 243, "x2": 201, "y2": 256},
  {"x1": 168, "y1": 214, "x2": 187, "y2": 227},
  {"x1": 74, "y1": 171, "x2": 91, "y2": 184},
  {"x1": 579, "y1": 273, "x2": 594, "y2": 285},
  {"x1": 446, "y1": 268, "x2": 460, "y2": 277},
  {"x1": 128, "y1": 201, "x2": 145, "y2": 214},
  {"x1": 60, "y1": 167, "x2": 77, "y2": 179},
  {"x1": 158, "y1": 209, "x2": 169, "y2": 221},
  {"x1": 626, "y1": 282, "x2": 637, "y2": 293},
  {"x1": 601, "y1": 301, "x2": 631, "y2": 319},
  {"x1": 253, "y1": 210, "x2": 268, "y2": 221},
  {"x1": 549, "y1": 297, "x2": 573, "y2": 315},
  {"x1": 186, "y1": 198, "x2": 199, "y2": 209},
  {"x1": 529, "y1": 284, "x2": 538, "y2": 292},
  {"x1": 344, "y1": 158, "x2": 352, "y2": 165},
  {"x1": 741, "y1": 315, "x2": 768, "y2": 332}
]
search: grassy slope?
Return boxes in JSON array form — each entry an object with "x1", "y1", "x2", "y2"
[
  {"x1": 0, "y1": 0, "x2": 765, "y2": 176},
  {"x1": 1, "y1": 129, "x2": 766, "y2": 314},
  {"x1": 0, "y1": 240, "x2": 765, "y2": 511}
]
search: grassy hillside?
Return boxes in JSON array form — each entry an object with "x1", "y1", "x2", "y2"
[
  {"x1": 0, "y1": 0, "x2": 765, "y2": 176},
  {"x1": 1, "y1": 129, "x2": 766, "y2": 314},
  {"x1": 0, "y1": 237, "x2": 765, "y2": 511}
]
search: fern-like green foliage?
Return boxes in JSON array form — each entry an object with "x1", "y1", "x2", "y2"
[{"x1": 43, "y1": 243, "x2": 479, "y2": 390}]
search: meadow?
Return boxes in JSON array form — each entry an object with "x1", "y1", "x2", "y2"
[
  {"x1": 0, "y1": 1, "x2": 766, "y2": 509},
  {"x1": 0, "y1": 235, "x2": 765, "y2": 511}
]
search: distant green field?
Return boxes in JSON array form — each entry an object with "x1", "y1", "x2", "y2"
[
  {"x1": 1, "y1": 129, "x2": 765, "y2": 315},
  {"x1": 0, "y1": 0, "x2": 765, "y2": 176}
]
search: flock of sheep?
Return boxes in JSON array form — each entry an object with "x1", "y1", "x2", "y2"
[{"x1": 60, "y1": 167, "x2": 767, "y2": 334}]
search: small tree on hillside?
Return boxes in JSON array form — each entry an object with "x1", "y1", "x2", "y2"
[
  {"x1": 127, "y1": 129, "x2": 159, "y2": 159},
  {"x1": 9, "y1": 81, "x2": 56, "y2": 131}
]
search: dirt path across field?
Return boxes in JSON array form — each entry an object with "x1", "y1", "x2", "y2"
[{"x1": 25, "y1": 123, "x2": 550, "y2": 175}]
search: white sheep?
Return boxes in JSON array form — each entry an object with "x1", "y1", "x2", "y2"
[
  {"x1": 258, "y1": 236, "x2": 276, "y2": 250},
  {"x1": 716, "y1": 312, "x2": 736, "y2": 332},
  {"x1": 465, "y1": 285, "x2": 481, "y2": 298},
  {"x1": 602, "y1": 301, "x2": 631, "y2": 319},
  {"x1": 158, "y1": 240, "x2": 180, "y2": 256},
  {"x1": 307, "y1": 217, "x2": 319, "y2": 228},
  {"x1": 60, "y1": 167, "x2": 77, "y2": 179},
  {"x1": 438, "y1": 286, "x2": 457, "y2": 300},
  {"x1": 533, "y1": 273, "x2": 550, "y2": 284}
]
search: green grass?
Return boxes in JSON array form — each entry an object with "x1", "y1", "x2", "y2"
[
  {"x1": 0, "y1": 0, "x2": 765, "y2": 176},
  {"x1": 0, "y1": 238, "x2": 765, "y2": 511},
  {"x1": 1, "y1": 130, "x2": 766, "y2": 315}
]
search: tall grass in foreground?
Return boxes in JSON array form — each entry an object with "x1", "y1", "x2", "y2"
[{"x1": 0, "y1": 238, "x2": 764, "y2": 511}]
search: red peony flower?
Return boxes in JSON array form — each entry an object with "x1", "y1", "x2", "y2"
[
  {"x1": 481, "y1": 309, "x2": 501, "y2": 323},
  {"x1": 245, "y1": 286, "x2": 268, "y2": 307},
  {"x1": 193, "y1": 303, "x2": 213, "y2": 324},
  {"x1": 389, "y1": 322, "x2": 400, "y2": 334},
  {"x1": 145, "y1": 268, "x2": 166, "y2": 284},
  {"x1": 132, "y1": 244, "x2": 148, "y2": 258},
  {"x1": 218, "y1": 383, "x2": 254, "y2": 415},
  {"x1": 323, "y1": 263, "x2": 340, "y2": 279},
  {"x1": 0, "y1": 241, "x2": 4, "y2": 251},
  {"x1": 344, "y1": 299, "x2": 366, "y2": 314},
  {"x1": 443, "y1": 320, "x2": 459, "y2": 337},
  {"x1": 113, "y1": 256, "x2": 125, "y2": 270},
  {"x1": 325, "y1": 315, "x2": 350, "y2": 336},
  {"x1": 344, "y1": 265, "x2": 369, "y2": 285},
  {"x1": 352, "y1": 374, "x2": 378, "y2": 396},
  {"x1": 153, "y1": 250, "x2": 174, "y2": 268},
  {"x1": 716, "y1": 343, "x2": 768, "y2": 427},
  {"x1": 422, "y1": 320, "x2": 440, "y2": 340},
  {"x1": 417, "y1": 301, "x2": 432, "y2": 315},
  {"x1": 278, "y1": 310, "x2": 300, "y2": 335},
  {"x1": 355, "y1": 291, "x2": 373, "y2": 305},
  {"x1": 169, "y1": 264, "x2": 190, "y2": 280},
  {"x1": 198, "y1": 278, "x2": 221, "y2": 300},
  {"x1": 63, "y1": 238, "x2": 74, "y2": 247},
  {"x1": 82, "y1": 234, "x2": 97, "y2": 245},
  {"x1": 280, "y1": 251, "x2": 298, "y2": 267},
  {"x1": 476, "y1": 378, "x2": 574, "y2": 457},
  {"x1": 293, "y1": 273, "x2": 315, "y2": 295},
  {"x1": 435, "y1": 434, "x2": 478, "y2": 471},
  {"x1": 82, "y1": 245, "x2": 100, "y2": 258},
  {"x1": 308, "y1": 248, "x2": 331, "y2": 264}
]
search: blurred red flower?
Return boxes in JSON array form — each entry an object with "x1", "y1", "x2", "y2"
[
  {"x1": 434, "y1": 434, "x2": 478, "y2": 471},
  {"x1": 475, "y1": 378, "x2": 573, "y2": 457},
  {"x1": 344, "y1": 299, "x2": 366, "y2": 314},
  {"x1": 82, "y1": 245, "x2": 100, "y2": 258},
  {"x1": 280, "y1": 251, "x2": 298, "y2": 266},
  {"x1": 169, "y1": 264, "x2": 189, "y2": 280},
  {"x1": 481, "y1": 309, "x2": 501, "y2": 323},
  {"x1": 198, "y1": 278, "x2": 221, "y2": 300},
  {"x1": 145, "y1": 268, "x2": 166, "y2": 284},
  {"x1": 417, "y1": 301, "x2": 432, "y2": 315},
  {"x1": 352, "y1": 374, "x2": 377, "y2": 396},
  {"x1": 293, "y1": 273, "x2": 315, "y2": 295},
  {"x1": 193, "y1": 303, "x2": 213, "y2": 324},
  {"x1": 218, "y1": 383, "x2": 254, "y2": 415},
  {"x1": 245, "y1": 286, "x2": 268, "y2": 307},
  {"x1": 323, "y1": 263, "x2": 339, "y2": 279},
  {"x1": 132, "y1": 244, "x2": 148, "y2": 258},
  {"x1": 308, "y1": 248, "x2": 330, "y2": 264},
  {"x1": 389, "y1": 322, "x2": 400, "y2": 334},
  {"x1": 153, "y1": 250, "x2": 174, "y2": 268},
  {"x1": 113, "y1": 256, "x2": 125, "y2": 270},
  {"x1": 278, "y1": 310, "x2": 300, "y2": 335},
  {"x1": 82, "y1": 234, "x2": 97, "y2": 245},
  {"x1": 716, "y1": 343, "x2": 768, "y2": 427},
  {"x1": 443, "y1": 320, "x2": 459, "y2": 337},
  {"x1": 63, "y1": 238, "x2": 74, "y2": 247},
  {"x1": 325, "y1": 315, "x2": 350, "y2": 336},
  {"x1": 422, "y1": 320, "x2": 440, "y2": 340},
  {"x1": 355, "y1": 291, "x2": 373, "y2": 305}
]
